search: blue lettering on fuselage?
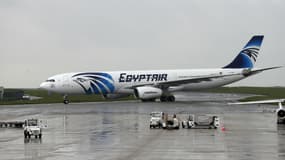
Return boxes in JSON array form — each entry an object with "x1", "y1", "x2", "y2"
[{"x1": 119, "y1": 73, "x2": 168, "y2": 83}]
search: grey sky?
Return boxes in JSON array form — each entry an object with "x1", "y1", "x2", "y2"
[{"x1": 1, "y1": 0, "x2": 284, "y2": 88}]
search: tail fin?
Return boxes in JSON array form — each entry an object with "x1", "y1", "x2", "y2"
[{"x1": 223, "y1": 35, "x2": 264, "y2": 68}]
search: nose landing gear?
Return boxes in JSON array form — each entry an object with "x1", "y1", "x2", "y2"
[{"x1": 63, "y1": 95, "x2": 69, "y2": 104}]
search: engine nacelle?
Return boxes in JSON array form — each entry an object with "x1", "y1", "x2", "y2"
[
  {"x1": 277, "y1": 108, "x2": 285, "y2": 119},
  {"x1": 134, "y1": 86, "x2": 162, "y2": 100},
  {"x1": 276, "y1": 108, "x2": 285, "y2": 124},
  {"x1": 103, "y1": 94, "x2": 130, "y2": 99}
]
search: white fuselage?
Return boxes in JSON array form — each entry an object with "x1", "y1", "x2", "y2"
[
  {"x1": 40, "y1": 68, "x2": 246, "y2": 95},
  {"x1": 39, "y1": 35, "x2": 278, "y2": 103}
]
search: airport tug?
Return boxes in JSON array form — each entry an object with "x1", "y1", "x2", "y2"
[
  {"x1": 161, "y1": 114, "x2": 180, "y2": 129},
  {"x1": 24, "y1": 119, "x2": 43, "y2": 139},
  {"x1": 149, "y1": 112, "x2": 164, "y2": 128},
  {"x1": 149, "y1": 112, "x2": 180, "y2": 129}
]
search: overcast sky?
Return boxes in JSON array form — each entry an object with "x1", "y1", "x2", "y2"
[{"x1": 1, "y1": 0, "x2": 284, "y2": 88}]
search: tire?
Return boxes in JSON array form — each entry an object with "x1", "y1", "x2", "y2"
[
  {"x1": 39, "y1": 134, "x2": 42, "y2": 139},
  {"x1": 35, "y1": 135, "x2": 38, "y2": 139},
  {"x1": 142, "y1": 99, "x2": 155, "y2": 102},
  {"x1": 167, "y1": 96, "x2": 175, "y2": 102},
  {"x1": 63, "y1": 100, "x2": 69, "y2": 104},
  {"x1": 160, "y1": 96, "x2": 175, "y2": 102},
  {"x1": 160, "y1": 96, "x2": 167, "y2": 102}
]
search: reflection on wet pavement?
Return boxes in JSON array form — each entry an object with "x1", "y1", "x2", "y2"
[{"x1": 0, "y1": 92, "x2": 284, "y2": 160}]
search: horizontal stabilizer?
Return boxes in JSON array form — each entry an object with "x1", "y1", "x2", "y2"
[{"x1": 242, "y1": 66, "x2": 283, "y2": 77}]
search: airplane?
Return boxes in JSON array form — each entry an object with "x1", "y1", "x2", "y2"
[
  {"x1": 40, "y1": 35, "x2": 281, "y2": 104},
  {"x1": 228, "y1": 99, "x2": 285, "y2": 124}
]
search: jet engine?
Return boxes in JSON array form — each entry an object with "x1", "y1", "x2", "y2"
[
  {"x1": 276, "y1": 108, "x2": 285, "y2": 124},
  {"x1": 134, "y1": 86, "x2": 162, "y2": 101}
]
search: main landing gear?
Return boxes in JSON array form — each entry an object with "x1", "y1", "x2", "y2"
[
  {"x1": 160, "y1": 95, "x2": 175, "y2": 102},
  {"x1": 141, "y1": 98, "x2": 156, "y2": 102},
  {"x1": 140, "y1": 95, "x2": 175, "y2": 102},
  {"x1": 63, "y1": 95, "x2": 69, "y2": 104}
]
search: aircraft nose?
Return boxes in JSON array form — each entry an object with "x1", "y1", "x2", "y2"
[{"x1": 39, "y1": 82, "x2": 48, "y2": 90}]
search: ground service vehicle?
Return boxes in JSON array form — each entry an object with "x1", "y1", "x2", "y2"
[
  {"x1": 150, "y1": 112, "x2": 164, "y2": 128},
  {"x1": 182, "y1": 115, "x2": 219, "y2": 129},
  {"x1": 24, "y1": 119, "x2": 43, "y2": 139},
  {"x1": 162, "y1": 114, "x2": 180, "y2": 129}
]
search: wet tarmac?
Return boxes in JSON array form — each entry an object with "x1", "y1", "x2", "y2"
[{"x1": 0, "y1": 92, "x2": 284, "y2": 160}]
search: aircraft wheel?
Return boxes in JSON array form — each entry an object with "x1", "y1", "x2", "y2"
[
  {"x1": 63, "y1": 95, "x2": 69, "y2": 104},
  {"x1": 160, "y1": 96, "x2": 167, "y2": 102},
  {"x1": 141, "y1": 99, "x2": 155, "y2": 102},
  {"x1": 167, "y1": 95, "x2": 175, "y2": 102},
  {"x1": 63, "y1": 99, "x2": 69, "y2": 104},
  {"x1": 160, "y1": 95, "x2": 175, "y2": 102}
]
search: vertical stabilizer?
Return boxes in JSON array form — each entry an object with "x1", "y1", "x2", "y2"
[{"x1": 224, "y1": 35, "x2": 264, "y2": 68}]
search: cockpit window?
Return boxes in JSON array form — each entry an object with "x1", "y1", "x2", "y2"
[{"x1": 46, "y1": 79, "x2": 55, "y2": 82}]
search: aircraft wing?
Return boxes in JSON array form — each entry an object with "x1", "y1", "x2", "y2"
[
  {"x1": 155, "y1": 73, "x2": 242, "y2": 88},
  {"x1": 228, "y1": 99, "x2": 285, "y2": 105},
  {"x1": 128, "y1": 72, "x2": 242, "y2": 89},
  {"x1": 128, "y1": 66, "x2": 282, "y2": 89},
  {"x1": 228, "y1": 99, "x2": 285, "y2": 110}
]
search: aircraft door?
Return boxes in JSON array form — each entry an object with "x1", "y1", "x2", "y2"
[{"x1": 62, "y1": 74, "x2": 71, "y2": 89}]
